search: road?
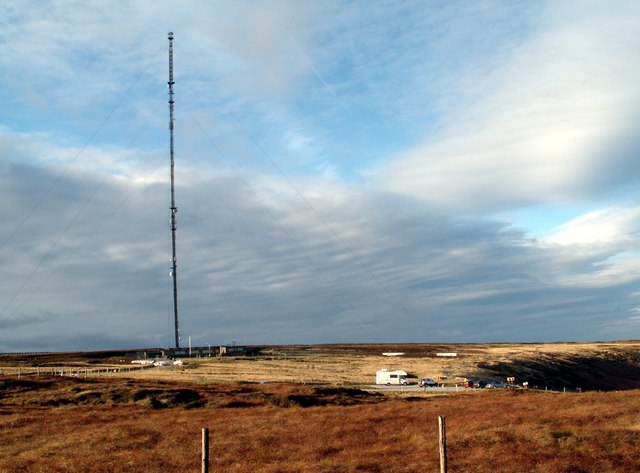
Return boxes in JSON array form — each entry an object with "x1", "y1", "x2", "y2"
[{"x1": 363, "y1": 384, "x2": 469, "y2": 393}]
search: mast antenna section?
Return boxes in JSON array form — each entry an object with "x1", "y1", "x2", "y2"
[{"x1": 168, "y1": 31, "x2": 180, "y2": 349}]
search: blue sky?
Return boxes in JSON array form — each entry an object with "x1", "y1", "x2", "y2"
[{"x1": 1, "y1": 0, "x2": 640, "y2": 351}]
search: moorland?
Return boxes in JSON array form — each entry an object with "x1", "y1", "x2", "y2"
[{"x1": 2, "y1": 342, "x2": 640, "y2": 472}]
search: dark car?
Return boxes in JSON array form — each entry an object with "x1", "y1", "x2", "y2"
[
  {"x1": 463, "y1": 379, "x2": 486, "y2": 388},
  {"x1": 485, "y1": 381, "x2": 509, "y2": 389}
]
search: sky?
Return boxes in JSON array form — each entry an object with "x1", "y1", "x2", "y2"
[{"x1": 1, "y1": 0, "x2": 640, "y2": 352}]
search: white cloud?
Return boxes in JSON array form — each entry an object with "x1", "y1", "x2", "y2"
[
  {"x1": 543, "y1": 206, "x2": 640, "y2": 247},
  {"x1": 561, "y1": 254, "x2": 640, "y2": 288},
  {"x1": 379, "y1": 1, "x2": 640, "y2": 212}
]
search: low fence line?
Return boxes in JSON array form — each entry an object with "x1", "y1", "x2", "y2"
[
  {"x1": 198, "y1": 418, "x2": 448, "y2": 473},
  {"x1": 0, "y1": 365, "x2": 156, "y2": 378}
]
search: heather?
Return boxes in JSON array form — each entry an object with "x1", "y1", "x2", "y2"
[{"x1": 2, "y1": 376, "x2": 639, "y2": 472}]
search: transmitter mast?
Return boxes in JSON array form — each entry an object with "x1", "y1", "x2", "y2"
[{"x1": 168, "y1": 32, "x2": 180, "y2": 349}]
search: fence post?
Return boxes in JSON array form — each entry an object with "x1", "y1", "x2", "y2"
[
  {"x1": 439, "y1": 416, "x2": 448, "y2": 473},
  {"x1": 202, "y1": 428, "x2": 209, "y2": 473}
]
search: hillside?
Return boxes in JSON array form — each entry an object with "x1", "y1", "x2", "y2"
[{"x1": 3, "y1": 341, "x2": 640, "y2": 391}]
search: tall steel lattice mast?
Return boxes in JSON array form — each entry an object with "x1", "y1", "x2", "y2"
[{"x1": 168, "y1": 32, "x2": 180, "y2": 349}]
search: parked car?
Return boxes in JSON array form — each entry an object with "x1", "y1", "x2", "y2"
[
  {"x1": 418, "y1": 378, "x2": 438, "y2": 387},
  {"x1": 463, "y1": 379, "x2": 486, "y2": 388},
  {"x1": 485, "y1": 381, "x2": 509, "y2": 389}
]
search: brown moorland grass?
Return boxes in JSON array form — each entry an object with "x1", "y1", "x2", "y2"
[{"x1": 2, "y1": 376, "x2": 640, "y2": 472}]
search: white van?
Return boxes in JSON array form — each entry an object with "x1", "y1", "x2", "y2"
[{"x1": 376, "y1": 369, "x2": 409, "y2": 385}]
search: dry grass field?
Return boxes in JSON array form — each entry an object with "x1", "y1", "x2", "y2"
[
  {"x1": 9, "y1": 341, "x2": 631, "y2": 390},
  {"x1": 2, "y1": 342, "x2": 640, "y2": 472}
]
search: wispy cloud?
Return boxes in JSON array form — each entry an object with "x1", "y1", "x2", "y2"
[{"x1": 380, "y1": 1, "x2": 640, "y2": 211}]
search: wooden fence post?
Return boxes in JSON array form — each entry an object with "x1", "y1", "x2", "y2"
[
  {"x1": 439, "y1": 416, "x2": 448, "y2": 473},
  {"x1": 202, "y1": 428, "x2": 209, "y2": 473}
]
